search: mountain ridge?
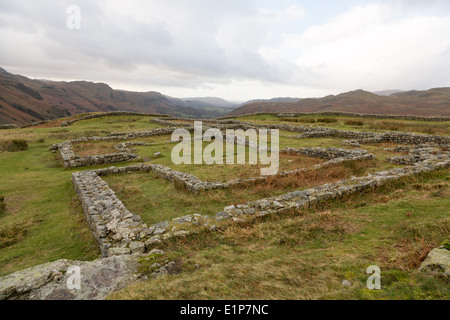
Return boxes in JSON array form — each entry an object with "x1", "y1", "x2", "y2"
[
  {"x1": 227, "y1": 88, "x2": 450, "y2": 117},
  {"x1": 0, "y1": 68, "x2": 235, "y2": 124}
]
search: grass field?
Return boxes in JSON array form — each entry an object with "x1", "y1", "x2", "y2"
[{"x1": 0, "y1": 113, "x2": 448, "y2": 300}]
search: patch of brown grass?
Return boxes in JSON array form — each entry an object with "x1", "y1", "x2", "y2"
[
  {"x1": 0, "y1": 219, "x2": 37, "y2": 248},
  {"x1": 377, "y1": 237, "x2": 437, "y2": 270},
  {"x1": 246, "y1": 159, "x2": 374, "y2": 193},
  {"x1": 72, "y1": 141, "x2": 117, "y2": 156}
]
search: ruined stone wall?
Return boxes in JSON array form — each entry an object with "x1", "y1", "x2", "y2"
[
  {"x1": 0, "y1": 124, "x2": 19, "y2": 129},
  {"x1": 219, "y1": 111, "x2": 450, "y2": 122},
  {"x1": 56, "y1": 141, "x2": 137, "y2": 168},
  {"x1": 276, "y1": 111, "x2": 450, "y2": 122},
  {"x1": 60, "y1": 111, "x2": 168, "y2": 127},
  {"x1": 72, "y1": 168, "x2": 150, "y2": 256},
  {"x1": 51, "y1": 127, "x2": 183, "y2": 168}
]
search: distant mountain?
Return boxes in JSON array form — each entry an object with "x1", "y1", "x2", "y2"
[
  {"x1": 239, "y1": 97, "x2": 301, "y2": 107},
  {"x1": 163, "y1": 96, "x2": 237, "y2": 118},
  {"x1": 372, "y1": 90, "x2": 405, "y2": 96},
  {"x1": 227, "y1": 88, "x2": 450, "y2": 117},
  {"x1": 0, "y1": 68, "x2": 230, "y2": 124},
  {"x1": 182, "y1": 97, "x2": 237, "y2": 108}
]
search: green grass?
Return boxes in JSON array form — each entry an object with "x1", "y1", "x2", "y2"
[
  {"x1": 0, "y1": 115, "x2": 168, "y2": 276},
  {"x1": 0, "y1": 139, "x2": 28, "y2": 152},
  {"x1": 0, "y1": 143, "x2": 99, "y2": 276}
]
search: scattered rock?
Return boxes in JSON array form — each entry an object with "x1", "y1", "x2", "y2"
[
  {"x1": 129, "y1": 241, "x2": 145, "y2": 254},
  {"x1": 419, "y1": 245, "x2": 450, "y2": 277},
  {"x1": 341, "y1": 280, "x2": 352, "y2": 287},
  {"x1": 108, "y1": 247, "x2": 131, "y2": 256}
]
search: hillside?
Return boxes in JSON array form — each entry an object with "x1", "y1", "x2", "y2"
[
  {"x1": 228, "y1": 88, "x2": 450, "y2": 117},
  {"x1": 0, "y1": 68, "x2": 232, "y2": 124}
]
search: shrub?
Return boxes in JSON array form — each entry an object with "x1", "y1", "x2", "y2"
[
  {"x1": 317, "y1": 118, "x2": 337, "y2": 123},
  {"x1": 344, "y1": 120, "x2": 364, "y2": 126},
  {"x1": 0, "y1": 195, "x2": 5, "y2": 213},
  {"x1": 279, "y1": 117, "x2": 316, "y2": 123},
  {"x1": 0, "y1": 139, "x2": 28, "y2": 152}
]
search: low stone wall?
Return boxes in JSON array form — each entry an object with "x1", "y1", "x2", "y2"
[
  {"x1": 114, "y1": 141, "x2": 150, "y2": 153},
  {"x1": 280, "y1": 126, "x2": 450, "y2": 148},
  {"x1": 0, "y1": 124, "x2": 19, "y2": 129},
  {"x1": 51, "y1": 127, "x2": 185, "y2": 168},
  {"x1": 60, "y1": 111, "x2": 169, "y2": 127},
  {"x1": 386, "y1": 145, "x2": 449, "y2": 165},
  {"x1": 276, "y1": 111, "x2": 450, "y2": 122},
  {"x1": 149, "y1": 118, "x2": 191, "y2": 127},
  {"x1": 20, "y1": 120, "x2": 53, "y2": 128},
  {"x1": 219, "y1": 111, "x2": 450, "y2": 122},
  {"x1": 153, "y1": 147, "x2": 374, "y2": 193},
  {"x1": 72, "y1": 168, "x2": 150, "y2": 257},
  {"x1": 208, "y1": 118, "x2": 450, "y2": 148},
  {"x1": 57, "y1": 141, "x2": 137, "y2": 168}
]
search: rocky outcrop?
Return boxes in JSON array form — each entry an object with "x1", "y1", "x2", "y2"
[
  {"x1": 420, "y1": 243, "x2": 450, "y2": 277},
  {"x1": 0, "y1": 254, "x2": 140, "y2": 300}
]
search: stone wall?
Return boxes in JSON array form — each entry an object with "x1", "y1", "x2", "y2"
[
  {"x1": 386, "y1": 145, "x2": 449, "y2": 165},
  {"x1": 20, "y1": 120, "x2": 53, "y2": 128},
  {"x1": 219, "y1": 111, "x2": 450, "y2": 122},
  {"x1": 56, "y1": 141, "x2": 137, "y2": 168},
  {"x1": 51, "y1": 127, "x2": 184, "y2": 168},
  {"x1": 149, "y1": 118, "x2": 191, "y2": 127},
  {"x1": 0, "y1": 124, "x2": 19, "y2": 129},
  {"x1": 211, "y1": 118, "x2": 450, "y2": 148},
  {"x1": 94, "y1": 146, "x2": 375, "y2": 194},
  {"x1": 60, "y1": 111, "x2": 168, "y2": 127},
  {"x1": 276, "y1": 111, "x2": 450, "y2": 122},
  {"x1": 72, "y1": 168, "x2": 150, "y2": 257}
]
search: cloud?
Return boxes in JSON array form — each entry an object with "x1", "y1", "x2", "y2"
[
  {"x1": 277, "y1": 2, "x2": 450, "y2": 90},
  {"x1": 0, "y1": 0, "x2": 449, "y2": 100}
]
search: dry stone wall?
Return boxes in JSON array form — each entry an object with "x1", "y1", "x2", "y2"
[
  {"x1": 60, "y1": 111, "x2": 168, "y2": 127},
  {"x1": 0, "y1": 124, "x2": 19, "y2": 129},
  {"x1": 240, "y1": 122, "x2": 450, "y2": 149},
  {"x1": 51, "y1": 127, "x2": 182, "y2": 168},
  {"x1": 219, "y1": 111, "x2": 450, "y2": 122},
  {"x1": 276, "y1": 111, "x2": 450, "y2": 122},
  {"x1": 56, "y1": 141, "x2": 137, "y2": 168},
  {"x1": 386, "y1": 145, "x2": 449, "y2": 165}
]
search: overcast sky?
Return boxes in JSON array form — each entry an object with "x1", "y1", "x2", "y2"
[{"x1": 1, "y1": 0, "x2": 449, "y2": 102}]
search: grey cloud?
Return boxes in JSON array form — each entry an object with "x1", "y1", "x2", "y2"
[{"x1": 0, "y1": 0, "x2": 304, "y2": 87}]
